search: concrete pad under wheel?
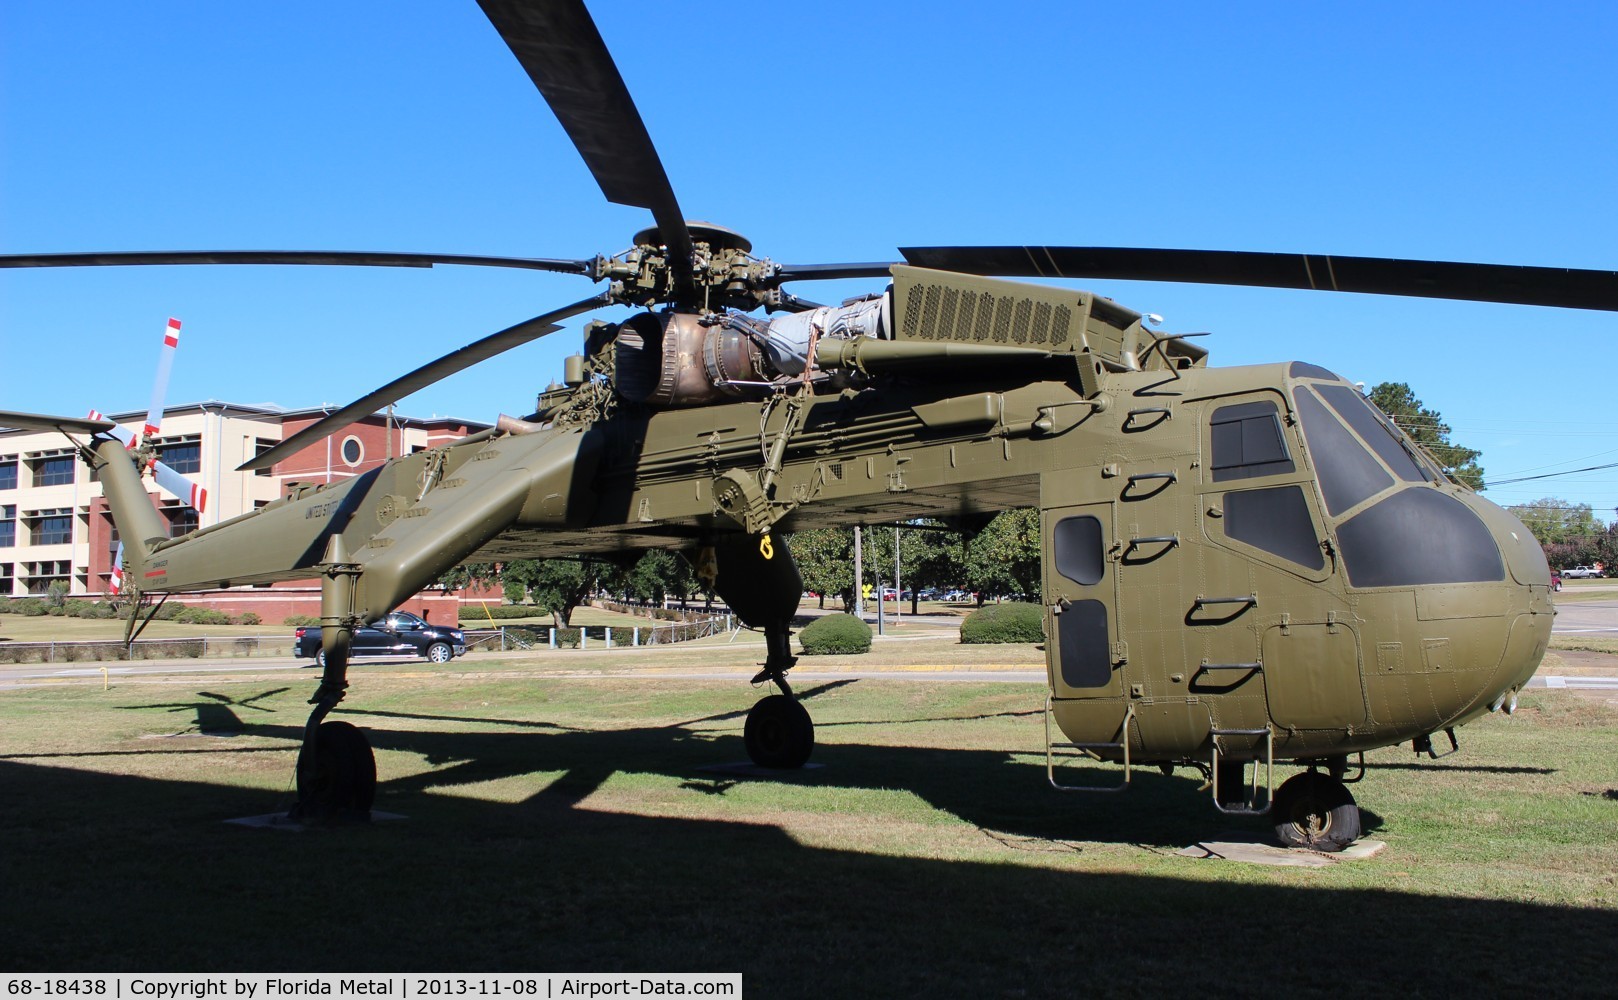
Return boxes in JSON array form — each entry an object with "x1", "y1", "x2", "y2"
[
  {"x1": 224, "y1": 810, "x2": 407, "y2": 831},
  {"x1": 697, "y1": 762, "x2": 827, "y2": 778},
  {"x1": 1177, "y1": 834, "x2": 1387, "y2": 866}
]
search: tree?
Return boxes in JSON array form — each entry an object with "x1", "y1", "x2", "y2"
[
  {"x1": 788, "y1": 528, "x2": 855, "y2": 609},
  {"x1": 1367, "y1": 382, "x2": 1484, "y2": 490},
  {"x1": 963, "y1": 508, "x2": 1042, "y2": 605},
  {"x1": 1596, "y1": 523, "x2": 1618, "y2": 576},
  {"x1": 502, "y1": 558, "x2": 601, "y2": 627},
  {"x1": 1506, "y1": 498, "x2": 1605, "y2": 549},
  {"x1": 617, "y1": 549, "x2": 696, "y2": 607}
]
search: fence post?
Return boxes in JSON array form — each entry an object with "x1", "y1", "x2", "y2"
[
  {"x1": 605, "y1": 628, "x2": 613, "y2": 650},
  {"x1": 580, "y1": 627, "x2": 588, "y2": 650},
  {"x1": 725, "y1": 614, "x2": 732, "y2": 631},
  {"x1": 549, "y1": 627, "x2": 556, "y2": 649},
  {"x1": 633, "y1": 627, "x2": 639, "y2": 647}
]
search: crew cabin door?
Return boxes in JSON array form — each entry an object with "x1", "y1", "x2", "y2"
[{"x1": 1045, "y1": 501, "x2": 1122, "y2": 699}]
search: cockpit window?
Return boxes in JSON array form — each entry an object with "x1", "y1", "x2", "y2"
[
  {"x1": 1317, "y1": 384, "x2": 1427, "y2": 484},
  {"x1": 1295, "y1": 389, "x2": 1393, "y2": 515},
  {"x1": 1224, "y1": 485, "x2": 1325, "y2": 570},
  {"x1": 1210, "y1": 400, "x2": 1294, "y2": 481}
]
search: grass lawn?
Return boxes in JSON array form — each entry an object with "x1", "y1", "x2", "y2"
[{"x1": 2, "y1": 656, "x2": 1615, "y2": 993}]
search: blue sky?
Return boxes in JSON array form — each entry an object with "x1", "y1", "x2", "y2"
[{"x1": 3, "y1": 1, "x2": 1616, "y2": 518}]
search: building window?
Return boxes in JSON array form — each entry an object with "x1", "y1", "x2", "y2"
[
  {"x1": 168, "y1": 507, "x2": 199, "y2": 538},
  {"x1": 0, "y1": 505, "x2": 13, "y2": 548},
  {"x1": 0, "y1": 458, "x2": 16, "y2": 490},
  {"x1": 30, "y1": 509, "x2": 73, "y2": 546},
  {"x1": 340, "y1": 436, "x2": 364, "y2": 467},
  {"x1": 0, "y1": 562, "x2": 13, "y2": 597},
  {"x1": 156, "y1": 437, "x2": 202, "y2": 475},
  {"x1": 25, "y1": 560, "x2": 70, "y2": 595},
  {"x1": 33, "y1": 454, "x2": 76, "y2": 487},
  {"x1": 254, "y1": 438, "x2": 278, "y2": 477}
]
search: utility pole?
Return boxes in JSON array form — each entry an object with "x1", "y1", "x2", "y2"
[
  {"x1": 893, "y1": 525, "x2": 902, "y2": 624},
  {"x1": 853, "y1": 525, "x2": 863, "y2": 617}
]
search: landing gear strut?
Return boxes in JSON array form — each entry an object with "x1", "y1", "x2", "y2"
[
  {"x1": 743, "y1": 622, "x2": 814, "y2": 769},
  {"x1": 290, "y1": 555, "x2": 377, "y2": 823}
]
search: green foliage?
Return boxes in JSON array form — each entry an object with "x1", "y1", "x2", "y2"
[
  {"x1": 964, "y1": 509, "x2": 1042, "y2": 604},
  {"x1": 6, "y1": 598, "x2": 51, "y2": 617},
  {"x1": 1367, "y1": 382, "x2": 1483, "y2": 490},
  {"x1": 502, "y1": 580, "x2": 527, "y2": 605},
  {"x1": 798, "y1": 612, "x2": 872, "y2": 655},
  {"x1": 45, "y1": 581, "x2": 69, "y2": 609},
  {"x1": 502, "y1": 558, "x2": 602, "y2": 627},
  {"x1": 1509, "y1": 497, "x2": 1605, "y2": 547},
  {"x1": 960, "y1": 601, "x2": 1046, "y2": 643},
  {"x1": 174, "y1": 607, "x2": 232, "y2": 626},
  {"x1": 284, "y1": 614, "x2": 320, "y2": 627},
  {"x1": 238, "y1": 612, "x2": 262, "y2": 626},
  {"x1": 790, "y1": 528, "x2": 855, "y2": 608},
  {"x1": 1597, "y1": 524, "x2": 1618, "y2": 577},
  {"x1": 613, "y1": 549, "x2": 695, "y2": 606},
  {"x1": 459, "y1": 604, "x2": 554, "y2": 621},
  {"x1": 436, "y1": 562, "x2": 499, "y2": 592}
]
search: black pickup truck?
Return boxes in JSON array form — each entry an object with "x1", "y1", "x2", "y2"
[{"x1": 293, "y1": 610, "x2": 467, "y2": 667}]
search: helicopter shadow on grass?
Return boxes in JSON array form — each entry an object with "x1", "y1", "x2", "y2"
[
  {"x1": 0, "y1": 754, "x2": 1608, "y2": 993},
  {"x1": 312, "y1": 679, "x2": 1278, "y2": 850}
]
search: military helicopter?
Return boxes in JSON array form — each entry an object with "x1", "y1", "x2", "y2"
[{"x1": 3, "y1": 0, "x2": 1614, "y2": 850}]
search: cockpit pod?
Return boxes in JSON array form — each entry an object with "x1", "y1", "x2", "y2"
[{"x1": 1283, "y1": 363, "x2": 1553, "y2": 738}]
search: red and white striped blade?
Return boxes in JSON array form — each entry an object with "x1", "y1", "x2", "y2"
[
  {"x1": 151, "y1": 460, "x2": 207, "y2": 513},
  {"x1": 87, "y1": 409, "x2": 137, "y2": 450},
  {"x1": 142, "y1": 318, "x2": 181, "y2": 441},
  {"x1": 109, "y1": 542, "x2": 125, "y2": 596}
]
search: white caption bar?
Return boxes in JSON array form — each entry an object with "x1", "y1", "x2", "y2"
[{"x1": 1, "y1": 976, "x2": 742, "y2": 1000}]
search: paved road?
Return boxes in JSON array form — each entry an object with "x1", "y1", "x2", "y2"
[{"x1": 4, "y1": 590, "x2": 1615, "y2": 691}]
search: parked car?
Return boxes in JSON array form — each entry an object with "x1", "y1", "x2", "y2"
[
  {"x1": 1563, "y1": 565, "x2": 1603, "y2": 579},
  {"x1": 293, "y1": 610, "x2": 467, "y2": 667},
  {"x1": 1551, "y1": 570, "x2": 1563, "y2": 592}
]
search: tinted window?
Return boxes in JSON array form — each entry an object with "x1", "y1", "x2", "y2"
[
  {"x1": 1337, "y1": 488, "x2": 1504, "y2": 588},
  {"x1": 1224, "y1": 486, "x2": 1325, "y2": 570},
  {"x1": 0, "y1": 460, "x2": 15, "y2": 490},
  {"x1": 1057, "y1": 599, "x2": 1111, "y2": 688},
  {"x1": 1317, "y1": 384, "x2": 1426, "y2": 483},
  {"x1": 1289, "y1": 362, "x2": 1341, "y2": 381},
  {"x1": 1296, "y1": 389, "x2": 1392, "y2": 516},
  {"x1": 1054, "y1": 515, "x2": 1105, "y2": 585},
  {"x1": 1210, "y1": 401, "x2": 1294, "y2": 481},
  {"x1": 158, "y1": 441, "x2": 201, "y2": 475}
]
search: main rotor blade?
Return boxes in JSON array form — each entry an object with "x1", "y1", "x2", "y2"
[
  {"x1": 476, "y1": 0, "x2": 693, "y2": 289},
  {"x1": 144, "y1": 318, "x2": 182, "y2": 441},
  {"x1": 899, "y1": 246, "x2": 1618, "y2": 313},
  {"x1": 0, "y1": 411, "x2": 115, "y2": 436},
  {"x1": 773, "y1": 262, "x2": 899, "y2": 284},
  {"x1": 239, "y1": 291, "x2": 613, "y2": 473},
  {"x1": 0, "y1": 250, "x2": 593, "y2": 275}
]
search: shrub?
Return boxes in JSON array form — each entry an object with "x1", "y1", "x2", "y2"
[
  {"x1": 237, "y1": 612, "x2": 262, "y2": 626},
  {"x1": 960, "y1": 601, "x2": 1046, "y2": 644},
  {"x1": 799, "y1": 613, "x2": 872, "y2": 655},
  {"x1": 284, "y1": 615, "x2": 320, "y2": 627},
  {"x1": 174, "y1": 606, "x2": 232, "y2": 626},
  {"x1": 9, "y1": 598, "x2": 50, "y2": 617}
]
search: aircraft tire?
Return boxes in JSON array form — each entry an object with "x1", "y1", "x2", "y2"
[
  {"x1": 296, "y1": 720, "x2": 377, "y2": 822},
  {"x1": 744, "y1": 694, "x2": 814, "y2": 769},
  {"x1": 1272, "y1": 771, "x2": 1360, "y2": 852}
]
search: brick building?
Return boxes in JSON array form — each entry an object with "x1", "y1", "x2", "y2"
[{"x1": 1, "y1": 402, "x2": 494, "y2": 619}]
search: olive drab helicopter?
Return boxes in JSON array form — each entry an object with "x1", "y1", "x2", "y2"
[{"x1": 4, "y1": 0, "x2": 1614, "y2": 851}]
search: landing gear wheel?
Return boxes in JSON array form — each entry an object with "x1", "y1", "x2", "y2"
[
  {"x1": 427, "y1": 642, "x2": 452, "y2": 663},
  {"x1": 295, "y1": 720, "x2": 376, "y2": 822},
  {"x1": 1271, "y1": 771, "x2": 1360, "y2": 852},
  {"x1": 744, "y1": 694, "x2": 814, "y2": 769}
]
